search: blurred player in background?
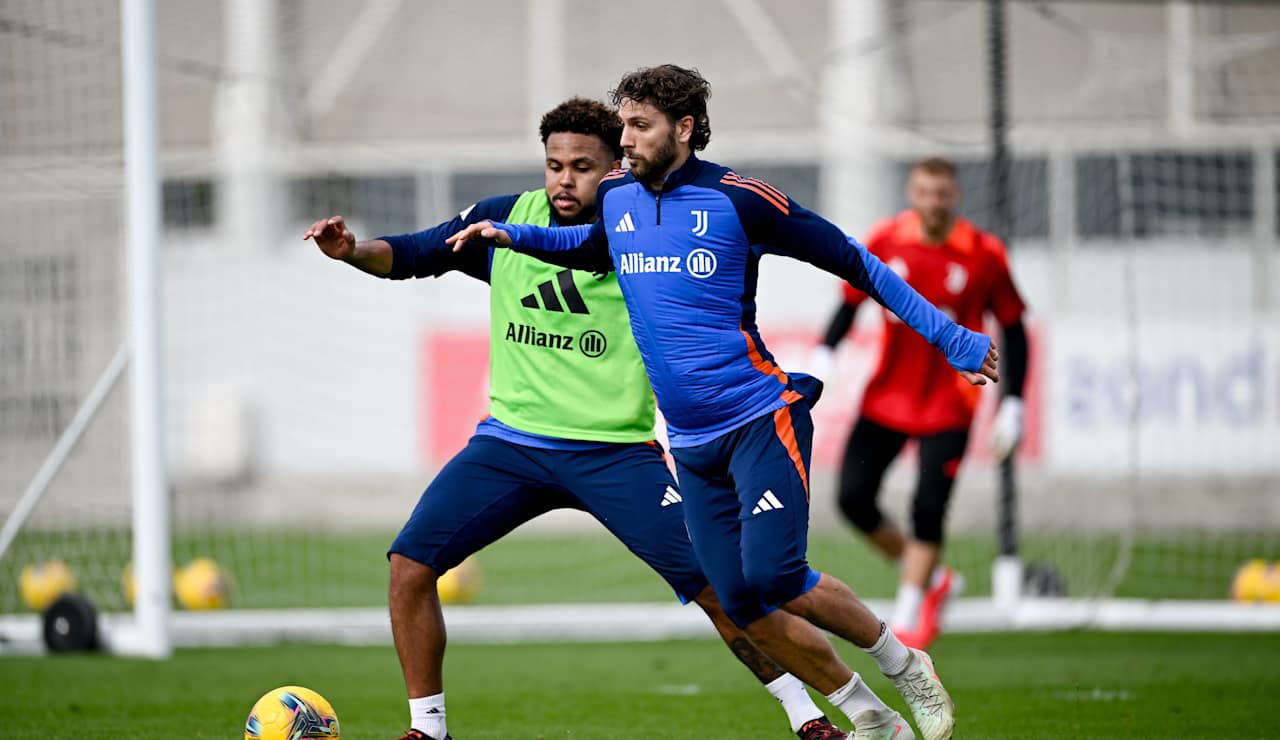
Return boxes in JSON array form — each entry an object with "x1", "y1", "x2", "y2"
[
  {"x1": 448, "y1": 65, "x2": 1001, "y2": 740},
  {"x1": 305, "y1": 97, "x2": 846, "y2": 740},
  {"x1": 814, "y1": 157, "x2": 1029, "y2": 650}
]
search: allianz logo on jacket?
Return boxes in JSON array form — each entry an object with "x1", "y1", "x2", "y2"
[
  {"x1": 616, "y1": 248, "x2": 717, "y2": 278},
  {"x1": 617, "y1": 252, "x2": 682, "y2": 275}
]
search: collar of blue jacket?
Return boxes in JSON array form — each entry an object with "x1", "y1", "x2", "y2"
[{"x1": 645, "y1": 153, "x2": 703, "y2": 194}]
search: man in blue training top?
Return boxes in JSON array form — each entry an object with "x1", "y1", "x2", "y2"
[
  {"x1": 449, "y1": 65, "x2": 1000, "y2": 740},
  {"x1": 305, "y1": 97, "x2": 848, "y2": 740}
]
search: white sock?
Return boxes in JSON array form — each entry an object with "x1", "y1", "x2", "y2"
[
  {"x1": 864, "y1": 622, "x2": 912, "y2": 676},
  {"x1": 765, "y1": 673, "x2": 824, "y2": 732},
  {"x1": 890, "y1": 582, "x2": 924, "y2": 631},
  {"x1": 409, "y1": 693, "x2": 446, "y2": 739},
  {"x1": 930, "y1": 566, "x2": 948, "y2": 588},
  {"x1": 824, "y1": 673, "x2": 888, "y2": 720}
]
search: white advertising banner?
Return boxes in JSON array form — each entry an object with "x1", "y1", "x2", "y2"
[{"x1": 1048, "y1": 315, "x2": 1280, "y2": 475}]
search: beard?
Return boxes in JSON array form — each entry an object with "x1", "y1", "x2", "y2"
[
  {"x1": 554, "y1": 202, "x2": 596, "y2": 226},
  {"x1": 918, "y1": 209, "x2": 954, "y2": 239},
  {"x1": 629, "y1": 132, "x2": 679, "y2": 189}
]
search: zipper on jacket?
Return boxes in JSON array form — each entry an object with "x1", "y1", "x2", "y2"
[{"x1": 654, "y1": 190, "x2": 662, "y2": 226}]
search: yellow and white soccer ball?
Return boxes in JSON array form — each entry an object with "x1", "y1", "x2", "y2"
[
  {"x1": 121, "y1": 562, "x2": 137, "y2": 605},
  {"x1": 19, "y1": 559, "x2": 78, "y2": 611},
  {"x1": 245, "y1": 685, "x2": 340, "y2": 740},
  {"x1": 173, "y1": 557, "x2": 231, "y2": 610},
  {"x1": 1231, "y1": 559, "x2": 1280, "y2": 603},
  {"x1": 438, "y1": 557, "x2": 483, "y2": 605}
]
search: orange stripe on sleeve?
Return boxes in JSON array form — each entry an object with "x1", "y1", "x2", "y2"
[
  {"x1": 773, "y1": 406, "x2": 810, "y2": 500},
  {"x1": 720, "y1": 177, "x2": 789, "y2": 214},
  {"x1": 730, "y1": 173, "x2": 788, "y2": 204},
  {"x1": 720, "y1": 173, "x2": 788, "y2": 208},
  {"x1": 601, "y1": 170, "x2": 628, "y2": 182}
]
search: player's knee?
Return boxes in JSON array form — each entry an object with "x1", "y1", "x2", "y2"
[
  {"x1": 716, "y1": 588, "x2": 772, "y2": 628},
  {"x1": 389, "y1": 553, "x2": 438, "y2": 597},
  {"x1": 910, "y1": 498, "x2": 947, "y2": 544},
  {"x1": 691, "y1": 585, "x2": 752, "y2": 633},
  {"x1": 838, "y1": 481, "x2": 883, "y2": 534},
  {"x1": 691, "y1": 585, "x2": 727, "y2": 619},
  {"x1": 742, "y1": 559, "x2": 809, "y2": 607}
]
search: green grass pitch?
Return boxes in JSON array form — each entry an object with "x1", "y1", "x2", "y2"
[
  {"x1": 2, "y1": 631, "x2": 1278, "y2": 738},
  {"x1": 7, "y1": 528, "x2": 1276, "y2": 613}
]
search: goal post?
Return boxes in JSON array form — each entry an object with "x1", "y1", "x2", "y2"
[
  {"x1": 0, "y1": 0, "x2": 170, "y2": 658},
  {"x1": 120, "y1": 0, "x2": 171, "y2": 659}
]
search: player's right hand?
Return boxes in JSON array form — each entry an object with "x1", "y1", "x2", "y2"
[
  {"x1": 447, "y1": 220, "x2": 513, "y2": 252},
  {"x1": 303, "y1": 215, "x2": 356, "y2": 261}
]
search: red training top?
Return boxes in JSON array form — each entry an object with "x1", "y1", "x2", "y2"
[{"x1": 843, "y1": 209, "x2": 1026, "y2": 435}]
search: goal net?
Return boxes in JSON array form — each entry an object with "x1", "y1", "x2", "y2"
[
  {"x1": 2, "y1": 0, "x2": 1278, "y2": 653},
  {"x1": 801, "y1": 0, "x2": 1280, "y2": 622}
]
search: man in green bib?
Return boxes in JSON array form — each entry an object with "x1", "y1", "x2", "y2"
[{"x1": 305, "y1": 98, "x2": 847, "y2": 740}]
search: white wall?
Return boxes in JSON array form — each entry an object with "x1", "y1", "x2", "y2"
[{"x1": 163, "y1": 242, "x2": 1280, "y2": 481}]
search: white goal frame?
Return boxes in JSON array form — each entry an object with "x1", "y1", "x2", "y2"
[{"x1": 0, "y1": 0, "x2": 170, "y2": 660}]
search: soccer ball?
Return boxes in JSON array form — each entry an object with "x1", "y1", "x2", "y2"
[
  {"x1": 245, "y1": 686, "x2": 340, "y2": 740},
  {"x1": 121, "y1": 562, "x2": 136, "y2": 605},
  {"x1": 438, "y1": 557, "x2": 482, "y2": 604},
  {"x1": 174, "y1": 557, "x2": 231, "y2": 610},
  {"x1": 1231, "y1": 559, "x2": 1280, "y2": 603},
  {"x1": 19, "y1": 560, "x2": 78, "y2": 611}
]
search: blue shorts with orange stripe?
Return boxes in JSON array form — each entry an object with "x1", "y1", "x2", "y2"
[
  {"x1": 671, "y1": 400, "x2": 822, "y2": 627},
  {"x1": 389, "y1": 435, "x2": 708, "y2": 603}
]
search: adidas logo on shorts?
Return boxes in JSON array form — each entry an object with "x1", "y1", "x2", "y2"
[{"x1": 751, "y1": 490, "x2": 785, "y2": 515}]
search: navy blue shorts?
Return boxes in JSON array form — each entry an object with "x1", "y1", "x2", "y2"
[
  {"x1": 389, "y1": 434, "x2": 707, "y2": 602},
  {"x1": 672, "y1": 401, "x2": 821, "y2": 627}
]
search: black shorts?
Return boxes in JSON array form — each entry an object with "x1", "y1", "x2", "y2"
[{"x1": 837, "y1": 417, "x2": 969, "y2": 543}]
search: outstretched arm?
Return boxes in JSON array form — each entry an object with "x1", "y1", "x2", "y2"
[
  {"x1": 448, "y1": 220, "x2": 613, "y2": 273},
  {"x1": 305, "y1": 197, "x2": 507, "y2": 282},
  {"x1": 742, "y1": 197, "x2": 998, "y2": 384},
  {"x1": 304, "y1": 215, "x2": 394, "y2": 277},
  {"x1": 853, "y1": 241, "x2": 999, "y2": 384}
]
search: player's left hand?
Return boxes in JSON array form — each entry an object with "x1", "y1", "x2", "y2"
[
  {"x1": 991, "y1": 396, "x2": 1025, "y2": 461},
  {"x1": 447, "y1": 220, "x2": 513, "y2": 252},
  {"x1": 959, "y1": 342, "x2": 999, "y2": 386}
]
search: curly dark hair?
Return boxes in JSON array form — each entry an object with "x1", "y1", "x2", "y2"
[
  {"x1": 609, "y1": 64, "x2": 712, "y2": 151},
  {"x1": 539, "y1": 97, "x2": 624, "y2": 160}
]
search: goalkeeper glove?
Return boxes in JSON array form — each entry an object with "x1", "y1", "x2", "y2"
[
  {"x1": 991, "y1": 396, "x2": 1024, "y2": 461},
  {"x1": 808, "y1": 345, "x2": 835, "y2": 381}
]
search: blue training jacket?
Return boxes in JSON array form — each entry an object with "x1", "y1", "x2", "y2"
[{"x1": 496, "y1": 155, "x2": 991, "y2": 447}]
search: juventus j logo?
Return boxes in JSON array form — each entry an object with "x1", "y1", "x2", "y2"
[{"x1": 690, "y1": 209, "x2": 709, "y2": 237}]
